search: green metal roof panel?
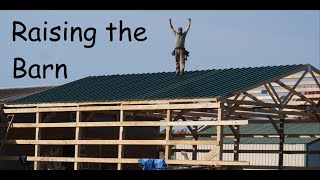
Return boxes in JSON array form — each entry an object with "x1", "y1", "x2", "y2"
[
  {"x1": 183, "y1": 137, "x2": 319, "y2": 144},
  {"x1": 199, "y1": 123, "x2": 320, "y2": 135},
  {"x1": 10, "y1": 64, "x2": 305, "y2": 104}
]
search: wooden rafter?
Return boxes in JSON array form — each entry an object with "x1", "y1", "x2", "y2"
[
  {"x1": 268, "y1": 83, "x2": 282, "y2": 103},
  {"x1": 173, "y1": 110, "x2": 186, "y2": 121},
  {"x1": 219, "y1": 65, "x2": 307, "y2": 101},
  {"x1": 276, "y1": 80, "x2": 317, "y2": 106},
  {"x1": 282, "y1": 70, "x2": 308, "y2": 105},
  {"x1": 264, "y1": 84, "x2": 279, "y2": 105},
  {"x1": 199, "y1": 148, "x2": 219, "y2": 161},
  {"x1": 181, "y1": 116, "x2": 194, "y2": 135},
  {"x1": 310, "y1": 71, "x2": 320, "y2": 88}
]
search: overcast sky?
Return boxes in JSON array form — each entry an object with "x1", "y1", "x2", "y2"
[{"x1": 0, "y1": 10, "x2": 319, "y2": 88}]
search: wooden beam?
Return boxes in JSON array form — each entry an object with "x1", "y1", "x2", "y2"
[
  {"x1": 226, "y1": 99, "x2": 316, "y2": 111},
  {"x1": 216, "y1": 104, "x2": 224, "y2": 161},
  {"x1": 2, "y1": 139, "x2": 219, "y2": 145},
  {"x1": 3, "y1": 103, "x2": 220, "y2": 114},
  {"x1": 310, "y1": 71, "x2": 320, "y2": 88},
  {"x1": 181, "y1": 117, "x2": 195, "y2": 135},
  {"x1": 233, "y1": 125, "x2": 240, "y2": 161},
  {"x1": 234, "y1": 106, "x2": 312, "y2": 117},
  {"x1": 268, "y1": 116, "x2": 284, "y2": 139},
  {"x1": 229, "y1": 94, "x2": 320, "y2": 102},
  {"x1": 276, "y1": 80, "x2": 317, "y2": 106},
  {"x1": 283, "y1": 71, "x2": 308, "y2": 105},
  {"x1": 247, "y1": 87, "x2": 319, "y2": 95},
  {"x1": 165, "y1": 110, "x2": 172, "y2": 161},
  {"x1": 161, "y1": 134, "x2": 320, "y2": 138},
  {"x1": 173, "y1": 149, "x2": 320, "y2": 154},
  {"x1": 199, "y1": 147, "x2": 218, "y2": 161},
  {"x1": 173, "y1": 110, "x2": 186, "y2": 121},
  {"x1": 0, "y1": 156, "x2": 249, "y2": 166},
  {"x1": 8, "y1": 120, "x2": 248, "y2": 128},
  {"x1": 34, "y1": 112, "x2": 41, "y2": 170},
  {"x1": 117, "y1": 110, "x2": 124, "y2": 170},
  {"x1": 282, "y1": 101, "x2": 319, "y2": 106},
  {"x1": 248, "y1": 119, "x2": 320, "y2": 124},
  {"x1": 270, "y1": 81, "x2": 317, "y2": 87},
  {"x1": 225, "y1": 94, "x2": 242, "y2": 120},
  {"x1": 264, "y1": 84, "x2": 279, "y2": 105},
  {"x1": 74, "y1": 111, "x2": 81, "y2": 170},
  {"x1": 5, "y1": 98, "x2": 218, "y2": 108},
  {"x1": 166, "y1": 160, "x2": 249, "y2": 166},
  {"x1": 192, "y1": 119, "x2": 198, "y2": 160},
  {"x1": 278, "y1": 116, "x2": 285, "y2": 170},
  {"x1": 285, "y1": 73, "x2": 319, "y2": 79},
  {"x1": 268, "y1": 83, "x2": 282, "y2": 103},
  {"x1": 181, "y1": 110, "x2": 217, "y2": 119},
  {"x1": 228, "y1": 126, "x2": 240, "y2": 139},
  {"x1": 311, "y1": 66, "x2": 320, "y2": 76},
  {"x1": 219, "y1": 65, "x2": 307, "y2": 101},
  {"x1": 85, "y1": 112, "x2": 96, "y2": 122},
  {"x1": 232, "y1": 111, "x2": 281, "y2": 119},
  {"x1": 42, "y1": 112, "x2": 56, "y2": 123},
  {"x1": 172, "y1": 110, "x2": 196, "y2": 137}
]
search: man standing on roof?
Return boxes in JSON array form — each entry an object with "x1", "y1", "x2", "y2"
[{"x1": 169, "y1": 18, "x2": 191, "y2": 76}]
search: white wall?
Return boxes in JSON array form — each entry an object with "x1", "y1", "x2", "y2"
[{"x1": 175, "y1": 144, "x2": 306, "y2": 168}]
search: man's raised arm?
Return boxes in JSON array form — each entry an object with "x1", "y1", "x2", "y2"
[
  {"x1": 169, "y1": 19, "x2": 177, "y2": 34},
  {"x1": 185, "y1": 18, "x2": 191, "y2": 33}
]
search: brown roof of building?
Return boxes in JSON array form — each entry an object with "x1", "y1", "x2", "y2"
[{"x1": 0, "y1": 86, "x2": 55, "y2": 103}]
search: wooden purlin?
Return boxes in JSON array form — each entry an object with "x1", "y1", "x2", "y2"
[
  {"x1": 1, "y1": 120, "x2": 248, "y2": 129},
  {"x1": 2, "y1": 139, "x2": 221, "y2": 145}
]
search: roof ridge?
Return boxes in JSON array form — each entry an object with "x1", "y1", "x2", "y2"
[{"x1": 88, "y1": 64, "x2": 305, "y2": 78}]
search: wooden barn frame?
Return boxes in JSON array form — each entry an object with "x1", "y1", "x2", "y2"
[{"x1": 1, "y1": 64, "x2": 319, "y2": 170}]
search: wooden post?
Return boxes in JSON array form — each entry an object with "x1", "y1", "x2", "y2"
[
  {"x1": 279, "y1": 116, "x2": 285, "y2": 170},
  {"x1": 34, "y1": 112, "x2": 41, "y2": 170},
  {"x1": 117, "y1": 110, "x2": 124, "y2": 170},
  {"x1": 165, "y1": 109, "x2": 172, "y2": 161},
  {"x1": 192, "y1": 119, "x2": 198, "y2": 160},
  {"x1": 74, "y1": 111, "x2": 81, "y2": 170},
  {"x1": 217, "y1": 104, "x2": 224, "y2": 161},
  {"x1": 233, "y1": 125, "x2": 240, "y2": 161}
]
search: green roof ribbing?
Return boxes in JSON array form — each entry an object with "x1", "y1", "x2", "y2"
[{"x1": 11, "y1": 64, "x2": 305, "y2": 104}]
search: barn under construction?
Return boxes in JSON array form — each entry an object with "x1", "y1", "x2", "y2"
[{"x1": 0, "y1": 64, "x2": 319, "y2": 170}]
